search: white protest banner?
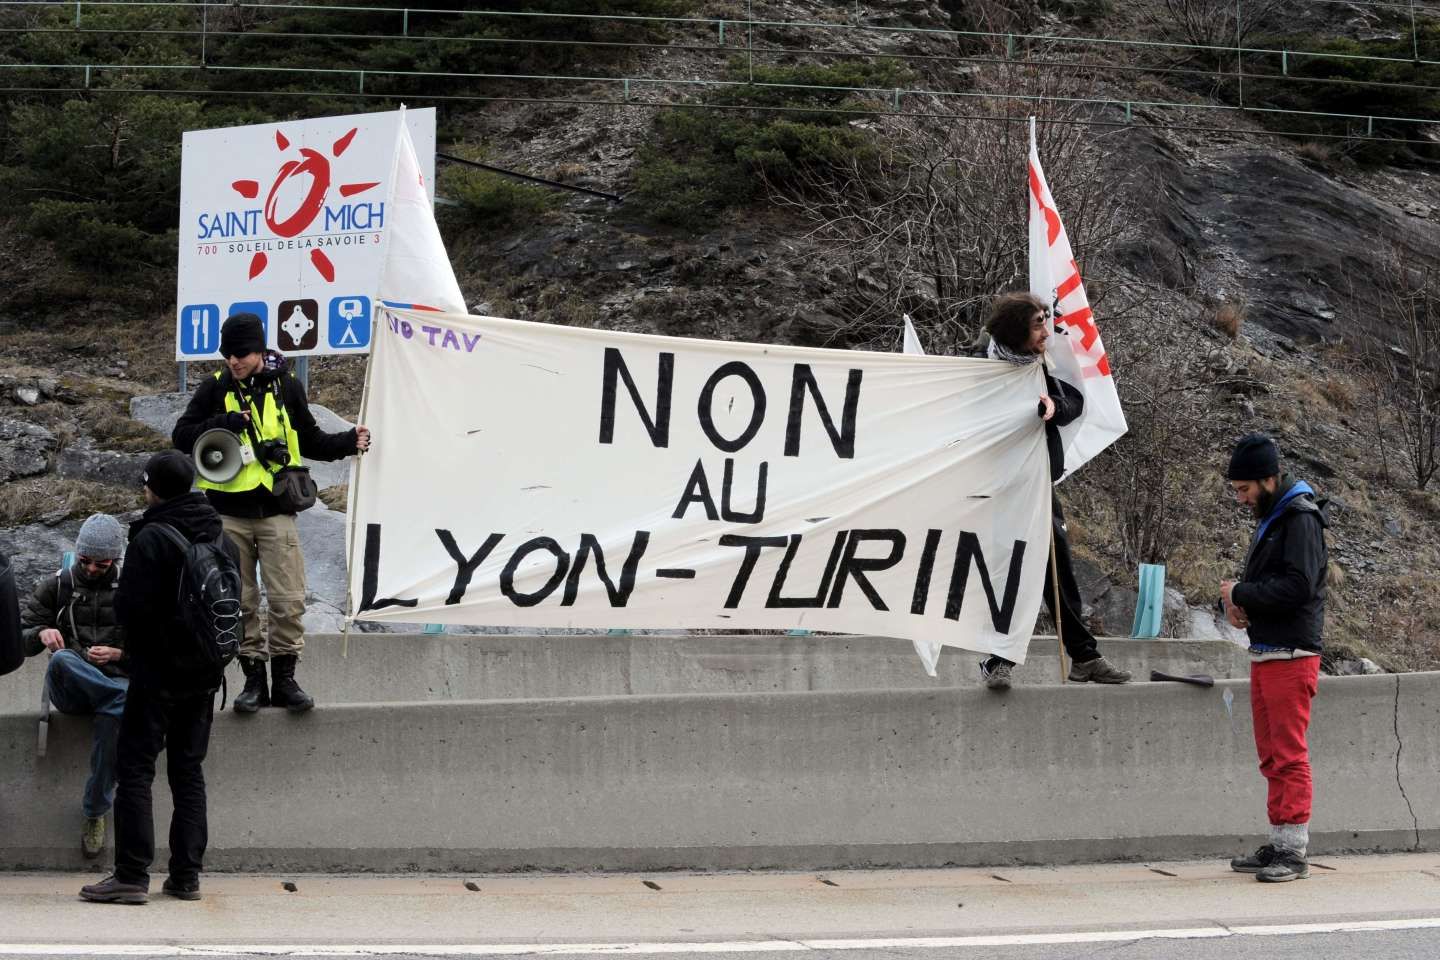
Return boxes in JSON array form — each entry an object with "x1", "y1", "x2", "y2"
[
  {"x1": 1027, "y1": 118, "x2": 1127, "y2": 477},
  {"x1": 176, "y1": 107, "x2": 436, "y2": 360},
  {"x1": 902, "y1": 314, "x2": 926, "y2": 356},
  {"x1": 348, "y1": 310, "x2": 1055, "y2": 672}
]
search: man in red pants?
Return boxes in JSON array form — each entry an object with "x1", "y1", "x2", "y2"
[{"x1": 1220, "y1": 433, "x2": 1329, "y2": 883}]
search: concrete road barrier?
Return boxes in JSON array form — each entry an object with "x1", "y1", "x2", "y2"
[
  {"x1": 1, "y1": 671, "x2": 1433, "y2": 872},
  {"x1": 0, "y1": 634, "x2": 1250, "y2": 712}
]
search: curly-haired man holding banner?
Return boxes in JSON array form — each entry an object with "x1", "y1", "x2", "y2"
[{"x1": 977, "y1": 292, "x2": 1131, "y2": 690}]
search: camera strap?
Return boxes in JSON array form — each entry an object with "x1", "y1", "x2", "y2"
[{"x1": 230, "y1": 378, "x2": 282, "y2": 478}]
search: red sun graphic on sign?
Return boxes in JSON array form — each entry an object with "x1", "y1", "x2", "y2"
[{"x1": 229, "y1": 127, "x2": 380, "y2": 283}]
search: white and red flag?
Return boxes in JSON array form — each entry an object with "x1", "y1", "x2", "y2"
[
  {"x1": 1026, "y1": 118, "x2": 1126, "y2": 479},
  {"x1": 374, "y1": 104, "x2": 466, "y2": 314}
]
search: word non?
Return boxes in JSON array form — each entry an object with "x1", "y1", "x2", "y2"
[{"x1": 599, "y1": 347, "x2": 864, "y2": 459}]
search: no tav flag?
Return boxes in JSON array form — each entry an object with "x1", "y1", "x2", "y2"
[{"x1": 1027, "y1": 118, "x2": 1126, "y2": 478}]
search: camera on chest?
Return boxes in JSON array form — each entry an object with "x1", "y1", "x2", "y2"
[{"x1": 254, "y1": 438, "x2": 291, "y2": 467}]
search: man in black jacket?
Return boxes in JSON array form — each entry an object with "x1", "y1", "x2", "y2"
[
  {"x1": 977, "y1": 292, "x2": 1131, "y2": 690},
  {"x1": 172, "y1": 312, "x2": 369, "y2": 713},
  {"x1": 81, "y1": 451, "x2": 236, "y2": 905},
  {"x1": 1222, "y1": 433, "x2": 1329, "y2": 883}
]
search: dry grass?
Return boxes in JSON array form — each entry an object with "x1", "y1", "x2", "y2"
[
  {"x1": 1318, "y1": 375, "x2": 1358, "y2": 412},
  {"x1": 535, "y1": 283, "x2": 601, "y2": 328},
  {"x1": 305, "y1": 355, "x2": 369, "y2": 421},
  {"x1": 1213, "y1": 298, "x2": 1246, "y2": 339},
  {"x1": 89, "y1": 407, "x2": 165, "y2": 453},
  {"x1": 0, "y1": 476, "x2": 139, "y2": 526},
  {"x1": 546, "y1": 162, "x2": 588, "y2": 182},
  {"x1": 1291, "y1": 378, "x2": 1326, "y2": 408},
  {"x1": 1295, "y1": 141, "x2": 1339, "y2": 170}
]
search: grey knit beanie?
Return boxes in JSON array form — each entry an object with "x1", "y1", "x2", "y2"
[{"x1": 75, "y1": 513, "x2": 125, "y2": 561}]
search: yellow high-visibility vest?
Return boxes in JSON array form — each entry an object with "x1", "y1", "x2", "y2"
[{"x1": 197, "y1": 371, "x2": 303, "y2": 494}]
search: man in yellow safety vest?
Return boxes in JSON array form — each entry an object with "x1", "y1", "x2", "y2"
[{"x1": 172, "y1": 313, "x2": 370, "y2": 713}]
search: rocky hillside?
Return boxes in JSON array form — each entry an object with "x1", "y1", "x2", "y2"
[{"x1": 1, "y1": 0, "x2": 1438, "y2": 670}]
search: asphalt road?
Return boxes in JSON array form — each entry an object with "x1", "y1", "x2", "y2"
[
  {"x1": 2, "y1": 853, "x2": 1438, "y2": 959},
  {"x1": 8, "y1": 930, "x2": 1440, "y2": 960}
]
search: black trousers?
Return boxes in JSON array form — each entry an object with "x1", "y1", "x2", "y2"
[
  {"x1": 988, "y1": 493, "x2": 1100, "y2": 668},
  {"x1": 112, "y1": 681, "x2": 215, "y2": 888}
]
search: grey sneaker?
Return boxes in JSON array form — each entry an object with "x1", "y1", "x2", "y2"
[
  {"x1": 1068, "y1": 656, "x2": 1132, "y2": 684},
  {"x1": 1230, "y1": 844, "x2": 1278, "y2": 873},
  {"x1": 1256, "y1": 852, "x2": 1309, "y2": 882},
  {"x1": 79, "y1": 875, "x2": 148, "y2": 905},
  {"x1": 81, "y1": 816, "x2": 105, "y2": 859},
  {"x1": 980, "y1": 659, "x2": 1012, "y2": 691}
]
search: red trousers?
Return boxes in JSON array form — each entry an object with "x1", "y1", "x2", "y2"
[{"x1": 1250, "y1": 656, "x2": 1321, "y2": 825}]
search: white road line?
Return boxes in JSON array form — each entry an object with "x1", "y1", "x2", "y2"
[{"x1": 2, "y1": 918, "x2": 1439, "y2": 956}]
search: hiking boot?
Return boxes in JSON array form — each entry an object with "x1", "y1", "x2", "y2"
[
  {"x1": 270, "y1": 654, "x2": 314, "y2": 713},
  {"x1": 233, "y1": 656, "x2": 269, "y2": 714},
  {"x1": 980, "y1": 659, "x2": 1013, "y2": 691},
  {"x1": 1068, "y1": 656, "x2": 1132, "y2": 684},
  {"x1": 81, "y1": 815, "x2": 105, "y2": 859},
  {"x1": 161, "y1": 878, "x2": 201, "y2": 901},
  {"x1": 79, "y1": 875, "x2": 147, "y2": 905},
  {"x1": 1230, "y1": 844, "x2": 1278, "y2": 873},
  {"x1": 1256, "y1": 852, "x2": 1309, "y2": 883}
]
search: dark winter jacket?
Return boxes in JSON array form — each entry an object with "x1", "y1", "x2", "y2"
[
  {"x1": 1230, "y1": 476, "x2": 1329, "y2": 653},
  {"x1": 171, "y1": 350, "x2": 358, "y2": 519},
  {"x1": 115, "y1": 491, "x2": 238, "y2": 692},
  {"x1": 0, "y1": 549, "x2": 20, "y2": 677},
  {"x1": 1043, "y1": 369, "x2": 1084, "y2": 482},
  {"x1": 21, "y1": 560, "x2": 128, "y2": 678}
]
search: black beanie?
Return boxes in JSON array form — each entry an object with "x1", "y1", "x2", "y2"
[
  {"x1": 219, "y1": 312, "x2": 266, "y2": 358},
  {"x1": 142, "y1": 449, "x2": 196, "y2": 500},
  {"x1": 1226, "y1": 433, "x2": 1280, "y2": 481}
]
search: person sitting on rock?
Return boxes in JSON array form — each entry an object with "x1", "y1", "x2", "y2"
[
  {"x1": 975, "y1": 292, "x2": 1132, "y2": 690},
  {"x1": 171, "y1": 312, "x2": 370, "y2": 713},
  {"x1": 21, "y1": 512, "x2": 129, "y2": 859}
]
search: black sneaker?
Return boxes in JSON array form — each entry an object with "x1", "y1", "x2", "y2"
[
  {"x1": 979, "y1": 659, "x2": 1012, "y2": 691},
  {"x1": 1230, "y1": 844, "x2": 1278, "y2": 873},
  {"x1": 161, "y1": 878, "x2": 201, "y2": 901},
  {"x1": 79, "y1": 875, "x2": 148, "y2": 905},
  {"x1": 1257, "y1": 853, "x2": 1309, "y2": 883}
]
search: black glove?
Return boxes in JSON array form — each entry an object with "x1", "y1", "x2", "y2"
[{"x1": 217, "y1": 412, "x2": 248, "y2": 434}]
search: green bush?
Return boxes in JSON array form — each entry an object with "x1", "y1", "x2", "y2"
[
  {"x1": 25, "y1": 199, "x2": 174, "y2": 271},
  {"x1": 0, "y1": 0, "x2": 685, "y2": 285},
  {"x1": 1236, "y1": 27, "x2": 1440, "y2": 163},
  {"x1": 630, "y1": 59, "x2": 910, "y2": 228},
  {"x1": 441, "y1": 166, "x2": 555, "y2": 227}
]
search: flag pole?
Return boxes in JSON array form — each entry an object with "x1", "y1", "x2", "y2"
[
  {"x1": 1033, "y1": 113, "x2": 1065, "y2": 684},
  {"x1": 341, "y1": 105, "x2": 408, "y2": 658}
]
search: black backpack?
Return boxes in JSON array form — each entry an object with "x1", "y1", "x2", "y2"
[{"x1": 150, "y1": 523, "x2": 242, "y2": 680}]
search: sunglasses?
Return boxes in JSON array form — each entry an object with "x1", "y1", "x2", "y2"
[{"x1": 78, "y1": 557, "x2": 115, "y2": 570}]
